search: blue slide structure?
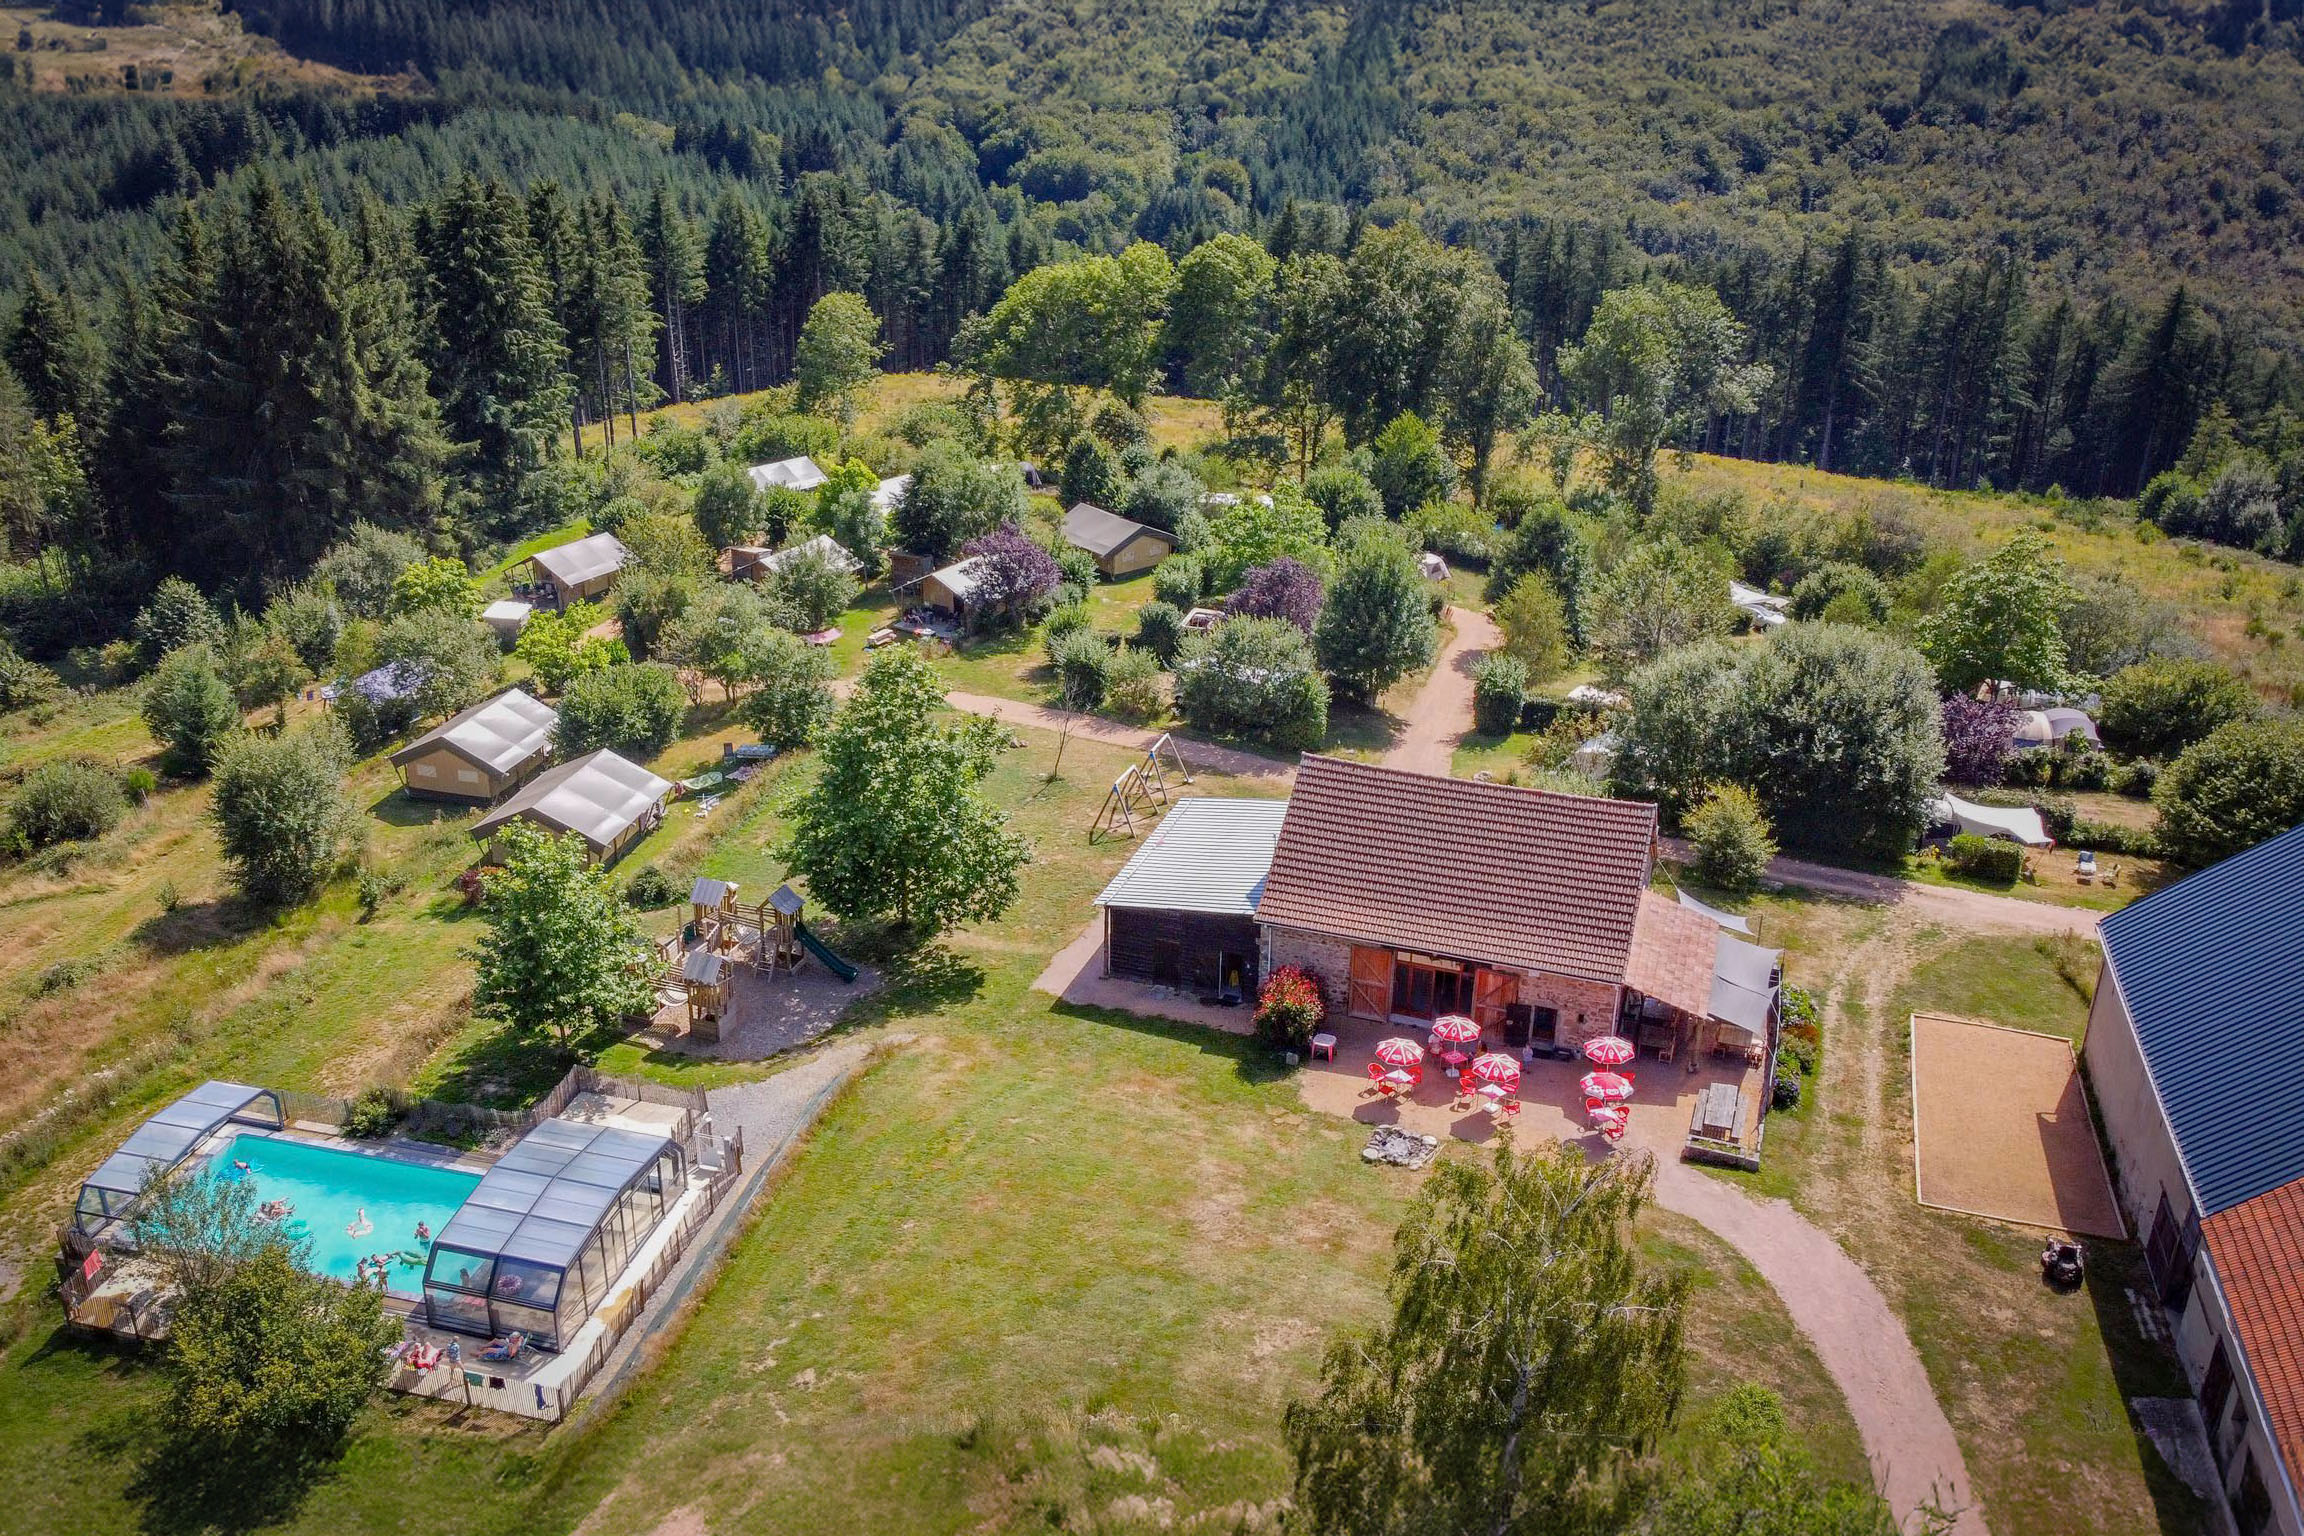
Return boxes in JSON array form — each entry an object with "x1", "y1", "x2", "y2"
[{"x1": 795, "y1": 921, "x2": 858, "y2": 983}]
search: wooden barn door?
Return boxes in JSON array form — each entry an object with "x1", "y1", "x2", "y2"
[
  {"x1": 1471, "y1": 968, "x2": 1515, "y2": 1037},
  {"x1": 1346, "y1": 947, "x2": 1392, "y2": 1020}
]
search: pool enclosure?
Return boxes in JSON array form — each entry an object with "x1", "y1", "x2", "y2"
[
  {"x1": 422, "y1": 1117, "x2": 687, "y2": 1352},
  {"x1": 74, "y1": 1080, "x2": 285, "y2": 1235}
]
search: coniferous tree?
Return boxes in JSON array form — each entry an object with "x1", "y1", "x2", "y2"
[
  {"x1": 5, "y1": 273, "x2": 107, "y2": 428},
  {"x1": 639, "y1": 185, "x2": 705, "y2": 405},
  {"x1": 164, "y1": 177, "x2": 442, "y2": 591},
  {"x1": 416, "y1": 176, "x2": 569, "y2": 528}
]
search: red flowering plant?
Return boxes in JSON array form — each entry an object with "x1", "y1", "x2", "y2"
[{"x1": 1255, "y1": 964, "x2": 1328, "y2": 1054}]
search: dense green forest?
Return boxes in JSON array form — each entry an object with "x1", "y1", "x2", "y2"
[{"x1": 6, "y1": 0, "x2": 2304, "y2": 642}]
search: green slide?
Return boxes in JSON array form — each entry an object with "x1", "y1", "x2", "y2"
[{"x1": 795, "y1": 921, "x2": 859, "y2": 984}]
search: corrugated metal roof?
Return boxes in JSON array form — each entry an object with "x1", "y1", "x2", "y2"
[
  {"x1": 2100, "y1": 821, "x2": 2304, "y2": 1216},
  {"x1": 1095, "y1": 797, "x2": 1289, "y2": 917},
  {"x1": 391, "y1": 688, "x2": 558, "y2": 775},
  {"x1": 532, "y1": 532, "x2": 630, "y2": 588}
]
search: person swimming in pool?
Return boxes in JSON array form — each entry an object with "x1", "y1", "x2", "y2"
[
  {"x1": 232, "y1": 1158, "x2": 251, "y2": 1172},
  {"x1": 346, "y1": 1208, "x2": 373, "y2": 1238},
  {"x1": 413, "y1": 1221, "x2": 431, "y2": 1244}
]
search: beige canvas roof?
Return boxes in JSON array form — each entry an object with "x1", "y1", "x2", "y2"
[
  {"x1": 390, "y1": 688, "x2": 558, "y2": 776},
  {"x1": 472, "y1": 749, "x2": 673, "y2": 853},
  {"x1": 532, "y1": 532, "x2": 630, "y2": 589}
]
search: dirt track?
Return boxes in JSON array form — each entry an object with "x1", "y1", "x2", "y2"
[{"x1": 1382, "y1": 606, "x2": 1501, "y2": 778}]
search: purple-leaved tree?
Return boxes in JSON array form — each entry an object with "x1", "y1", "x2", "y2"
[
  {"x1": 961, "y1": 523, "x2": 1062, "y2": 617},
  {"x1": 1225, "y1": 556, "x2": 1324, "y2": 634},
  {"x1": 1940, "y1": 692, "x2": 2019, "y2": 786}
]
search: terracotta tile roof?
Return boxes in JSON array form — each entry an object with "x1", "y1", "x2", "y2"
[
  {"x1": 1626, "y1": 892, "x2": 1720, "y2": 1017},
  {"x1": 2203, "y1": 1178, "x2": 2304, "y2": 1487},
  {"x1": 1256, "y1": 755, "x2": 1658, "y2": 982}
]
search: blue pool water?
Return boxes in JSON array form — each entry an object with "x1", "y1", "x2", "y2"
[{"x1": 208, "y1": 1133, "x2": 479, "y2": 1295}]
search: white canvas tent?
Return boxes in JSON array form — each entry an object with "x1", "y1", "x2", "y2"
[
  {"x1": 2013, "y1": 708, "x2": 2101, "y2": 748},
  {"x1": 1729, "y1": 580, "x2": 1789, "y2": 628},
  {"x1": 1929, "y1": 792, "x2": 2053, "y2": 847}
]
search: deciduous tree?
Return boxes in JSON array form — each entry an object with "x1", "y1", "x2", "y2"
[
  {"x1": 208, "y1": 721, "x2": 354, "y2": 906},
  {"x1": 471, "y1": 819, "x2": 653, "y2": 1048},
  {"x1": 793, "y1": 290, "x2": 886, "y2": 431},
  {"x1": 777, "y1": 646, "x2": 1030, "y2": 934},
  {"x1": 1283, "y1": 1142, "x2": 1689, "y2": 1536},
  {"x1": 1920, "y1": 531, "x2": 2074, "y2": 693}
]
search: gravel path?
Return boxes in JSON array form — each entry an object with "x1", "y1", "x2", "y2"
[
  {"x1": 936, "y1": 688, "x2": 1297, "y2": 782},
  {"x1": 1381, "y1": 607, "x2": 1501, "y2": 778},
  {"x1": 1661, "y1": 838, "x2": 2105, "y2": 936},
  {"x1": 1653, "y1": 1160, "x2": 1988, "y2": 1535}
]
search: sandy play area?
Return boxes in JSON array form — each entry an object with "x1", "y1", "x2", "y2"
[{"x1": 1909, "y1": 1012, "x2": 2125, "y2": 1237}]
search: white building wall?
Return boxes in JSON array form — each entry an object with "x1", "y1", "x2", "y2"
[{"x1": 2083, "y1": 960, "x2": 2304, "y2": 1536}]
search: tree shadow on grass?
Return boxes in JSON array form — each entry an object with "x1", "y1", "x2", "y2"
[
  {"x1": 1323, "y1": 700, "x2": 1406, "y2": 756},
  {"x1": 853, "y1": 939, "x2": 986, "y2": 1020},
  {"x1": 363, "y1": 787, "x2": 468, "y2": 830},
  {"x1": 1049, "y1": 999, "x2": 1292, "y2": 1087},
  {"x1": 131, "y1": 897, "x2": 268, "y2": 956},
  {"x1": 121, "y1": 1427, "x2": 351, "y2": 1536},
  {"x1": 418, "y1": 1013, "x2": 620, "y2": 1109}
]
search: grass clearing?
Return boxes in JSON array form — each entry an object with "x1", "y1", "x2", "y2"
[{"x1": 0, "y1": 719, "x2": 1861, "y2": 1536}]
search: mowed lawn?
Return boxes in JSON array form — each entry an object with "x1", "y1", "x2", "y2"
[{"x1": 0, "y1": 726, "x2": 1864, "y2": 1536}]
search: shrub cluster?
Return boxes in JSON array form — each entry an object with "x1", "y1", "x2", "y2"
[
  {"x1": 8, "y1": 758, "x2": 127, "y2": 851},
  {"x1": 1945, "y1": 832, "x2": 2023, "y2": 883},
  {"x1": 1254, "y1": 965, "x2": 1327, "y2": 1054},
  {"x1": 1471, "y1": 654, "x2": 1529, "y2": 738}
]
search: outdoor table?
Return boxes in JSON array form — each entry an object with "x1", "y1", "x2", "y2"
[
  {"x1": 1381, "y1": 1068, "x2": 1414, "y2": 1094},
  {"x1": 1440, "y1": 1049, "x2": 1469, "y2": 1077},
  {"x1": 1309, "y1": 1032, "x2": 1337, "y2": 1061}
]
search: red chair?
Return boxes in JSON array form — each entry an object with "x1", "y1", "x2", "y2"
[{"x1": 1501, "y1": 1098, "x2": 1520, "y2": 1117}]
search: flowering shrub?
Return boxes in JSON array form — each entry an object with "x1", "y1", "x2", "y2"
[{"x1": 1255, "y1": 965, "x2": 1328, "y2": 1054}]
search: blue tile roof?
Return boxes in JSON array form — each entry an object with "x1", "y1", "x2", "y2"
[{"x1": 2100, "y1": 821, "x2": 2304, "y2": 1216}]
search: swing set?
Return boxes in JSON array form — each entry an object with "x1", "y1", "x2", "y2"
[{"x1": 1088, "y1": 734, "x2": 1195, "y2": 841}]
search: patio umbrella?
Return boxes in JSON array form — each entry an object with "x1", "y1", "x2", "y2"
[
  {"x1": 1429, "y1": 1014, "x2": 1481, "y2": 1046},
  {"x1": 1582, "y1": 1035, "x2": 1635, "y2": 1068},
  {"x1": 1580, "y1": 1071, "x2": 1634, "y2": 1104},
  {"x1": 1373, "y1": 1037, "x2": 1425, "y2": 1068},
  {"x1": 1467, "y1": 1052, "x2": 1521, "y2": 1087}
]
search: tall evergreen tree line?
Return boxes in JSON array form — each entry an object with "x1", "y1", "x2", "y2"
[{"x1": 6, "y1": 169, "x2": 2301, "y2": 633}]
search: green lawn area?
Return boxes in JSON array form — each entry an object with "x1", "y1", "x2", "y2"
[
  {"x1": 1739, "y1": 909, "x2": 2202, "y2": 1536},
  {"x1": 0, "y1": 724, "x2": 1867, "y2": 1536},
  {"x1": 1892, "y1": 931, "x2": 2100, "y2": 1043}
]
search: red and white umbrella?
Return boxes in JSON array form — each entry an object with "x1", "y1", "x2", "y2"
[
  {"x1": 1581, "y1": 1035, "x2": 1635, "y2": 1068},
  {"x1": 1580, "y1": 1071, "x2": 1634, "y2": 1104},
  {"x1": 1467, "y1": 1052, "x2": 1521, "y2": 1087},
  {"x1": 1373, "y1": 1037, "x2": 1425, "y2": 1068},
  {"x1": 1429, "y1": 1014, "x2": 1481, "y2": 1046}
]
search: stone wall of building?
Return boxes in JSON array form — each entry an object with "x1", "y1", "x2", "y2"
[
  {"x1": 1517, "y1": 972, "x2": 1626, "y2": 1049},
  {"x1": 1261, "y1": 925, "x2": 1359, "y2": 1015}
]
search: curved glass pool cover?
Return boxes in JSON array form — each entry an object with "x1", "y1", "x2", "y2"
[
  {"x1": 423, "y1": 1118, "x2": 686, "y2": 1352},
  {"x1": 75, "y1": 1080, "x2": 285, "y2": 1234}
]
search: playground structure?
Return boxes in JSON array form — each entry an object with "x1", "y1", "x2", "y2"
[
  {"x1": 1088, "y1": 734, "x2": 1196, "y2": 841},
  {"x1": 656, "y1": 877, "x2": 859, "y2": 1043}
]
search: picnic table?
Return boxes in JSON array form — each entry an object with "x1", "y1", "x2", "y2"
[{"x1": 1693, "y1": 1082, "x2": 1743, "y2": 1139}]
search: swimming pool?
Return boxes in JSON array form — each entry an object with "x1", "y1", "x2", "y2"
[{"x1": 207, "y1": 1133, "x2": 480, "y2": 1295}]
